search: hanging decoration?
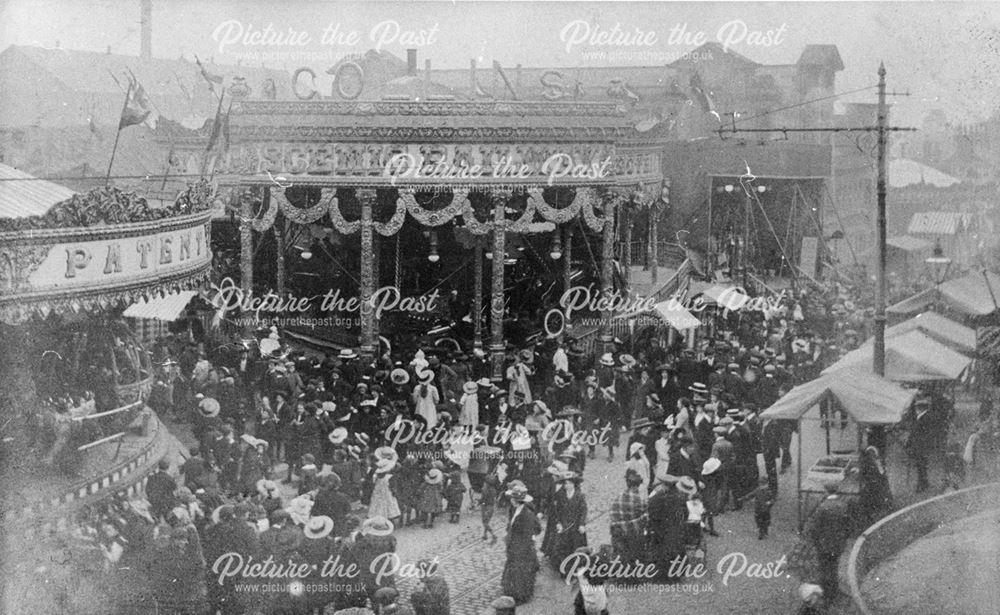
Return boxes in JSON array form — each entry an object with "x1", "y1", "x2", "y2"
[
  {"x1": 374, "y1": 196, "x2": 406, "y2": 236},
  {"x1": 328, "y1": 190, "x2": 361, "y2": 235},
  {"x1": 273, "y1": 188, "x2": 333, "y2": 225},
  {"x1": 248, "y1": 191, "x2": 278, "y2": 232},
  {"x1": 581, "y1": 188, "x2": 608, "y2": 232},
  {"x1": 400, "y1": 189, "x2": 466, "y2": 227},
  {"x1": 531, "y1": 187, "x2": 585, "y2": 224}
]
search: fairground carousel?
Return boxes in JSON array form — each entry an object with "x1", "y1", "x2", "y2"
[
  {"x1": 0, "y1": 180, "x2": 214, "y2": 474},
  {"x1": 177, "y1": 72, "x2": 669, "y2": 377}
]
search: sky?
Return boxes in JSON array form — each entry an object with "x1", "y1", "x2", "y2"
[{"x1": 2, "y1": 0, "x2": 999, "y2": 126}]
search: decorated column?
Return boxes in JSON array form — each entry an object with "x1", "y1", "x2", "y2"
[
  {"x1": 273, "y1": 206, "x2": 286, "y2": 298},
  {"x1": 623, "y1": 208, "x2": 633, "y2": 286},
  {"x1": 239, "y1": 189, "x2": 255, "y2": 333},
  {"x1": 563, "y1": 225, "x2": 573, "y2": 304},
  {"x1": 358, "y1": 188, "x2": 376, "y2": 359},
  {"x1": 599, "y1": 193, "x2": 619, "y2": 356},
  {"x1": 490, "y1": 191, "x2": 508, "y2": 381},
  {"x1": 473, "y1": 238, "x2": 483, "y2": 349}
]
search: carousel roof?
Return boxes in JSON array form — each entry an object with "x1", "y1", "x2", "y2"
[{"x1": 0, "y1": 163, "x2": 75, "y2": 218}]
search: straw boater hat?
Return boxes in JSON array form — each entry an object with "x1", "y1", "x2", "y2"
[
  {"x1": 477, "y1": 377, "x2": 492, "y2": 388},
  {"x1": 303, "y1": 515, "x2": 334, "y2": 540},
  {"x1": 328, "y1": 427, "x2": 349, "y2": 445},
  {"x1": 631, "y1": 417, "x2": 654, "y2": 430},
  {"x1": 702, "y1": 457, "x2": 722, "y2": 476},
  {"x1": 463, "y1": 381, "x2": 478, "y2": 395},
  {"x1": 689, "y1": 382, "x2": 709, "y2": 397},
  {"x1": 361, "y1": 516, "x2": 395, "y2": 537},
  {"x1": 424, "y1": 468, "x2": 444, "y2": 485},
  {"x1": 390, "y1": 368, "x2": 410, "y2": 385},
  {"x1": 197, "y1": 397, "x2": 220, "y2": 418},
  {"x1": 599, "y1": 352, "x2": 615, "y2": 367},
  {"x1": 676, "y1": 476, "x2": 698, "y2": 495},
  {"x1": 256, "y1": 478, "x2": 280, "y2": 498},
  {"x1": 338, "y1": 348, "x2": 357, "y2": 360}
]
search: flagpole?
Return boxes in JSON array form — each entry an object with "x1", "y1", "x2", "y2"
[{"x1": 106, "y1": 81, "x2": 132, "y2": 186}]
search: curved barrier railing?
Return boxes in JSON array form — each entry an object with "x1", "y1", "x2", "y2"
[{"x1": 847, "y1": 481, "x2": 1000, "y2": 615}]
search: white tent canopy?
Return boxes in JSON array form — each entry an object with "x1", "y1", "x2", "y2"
[
  {"x1": 822, "y1": 329, "x2": 971, "y2": 382},
  {"x1": 122, "y1": 290, "x2": 199, "y2": 322},
  {"x1": 616, "y1": 299, "x2": 701, "y2": 331},
  {"x1": 761, "y1": 368, "x2": 916, "y2": 425}
]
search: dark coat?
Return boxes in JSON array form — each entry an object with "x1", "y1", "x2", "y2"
[{"x1": 807, "y1": 495, "x2": 852, "y2": 555}]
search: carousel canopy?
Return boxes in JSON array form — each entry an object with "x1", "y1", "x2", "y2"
[
  {"x1": 888, "y1": 271, "x2": 1000, "y2": 316},
  {"x1": 122, "y1": 290, "x2": 200, "y2": 322},
  {"x1": 822, "y1": 330, "x2": 971, "y2": 382},
  {"x1": 0, "y1": 163, "x2": 75, "y2": 218},
  {"x1": 761, "y1": 369, "x2": 915, "y2": 425}
]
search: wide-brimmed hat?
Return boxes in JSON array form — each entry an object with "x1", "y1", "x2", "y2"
[
  {"x1": 463, "y1": 381, "x2": 478, "y2": 395},
  {"x1": 702, "y1": 458, "x2": 722, "y2": 476},
  {"x1": 328, "y1": 427, "x2": 349, "y2": 445},
  {"x1": 197, "y1": 397, "x2": 220, "y2": 418},
  {"x1": 338, "y1": 348, "x2": 357, "y2": 360},
  {"x1": 619, "y1": 353, "x2": 637, "y2": 368},
  {"x1": 631, "y1": 417, "x2": 654, "y2": 430},
  {"x1": 599, "y1": 353, "x2": 615, "y2": 367},
  {"x1": 477, "y1": 377, "x2": 492, "y2": 388},
  {"x1": 286, "y1": 496, "x2": 314, "y2": 525},
  {"x1": 375, "y1": 457, "x2": 397, "y2": 474},
  {"x1": 532, "y1": 401, "x2": 551, "y2": 418},
  {"x1": 519, "y1": 349, "x2": 534, "y2": 363},
  {"x1": 546, "y1": 460, "x2": 570, "y2": 475},
  {"x1": 689, "y1": 382, "x2": 709, "y2": 396},
  {"x1": 375, "y1": 446, "x2": 398, "y2": 461},
  {"x1": 361, "y1": 515, "x2": 395, "y2": 536},
  {"x1": 557, "y1": 470, "x2": 581, "y2": 482},
  {"x1": 629, "y1": 442, "x2": 646, "y2": 457},
  {"x1": 256, "y1": 478, "x2": 280, "y2": 497},
  {"x1": 556, "y1": 407, "x2": 582, "y2": 418},
  {"x1": 676, "y1": 476, "x2": 697, "y2": 495},
  {"x1": 713, "y1": 425, "x2": 729, "y2": 435},
  {"x1": 505, "y1": 483, "x2": 533, "y2": 503},
  {"x1": 390, "y1": 368, "x2": 410, "y2": 385},
  {"x1": 304, "y1": 515, "x2": 334, "y2": 539},
  {"x1": 424, "y1": 468, "x2": 443, "y2": 484},
  {"x1": 416, "y1": 370, "x2": 435, "y2": 384}
]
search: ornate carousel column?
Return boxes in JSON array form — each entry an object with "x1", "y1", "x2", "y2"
[
  {"x1": 623, "y1": 208, "x2": 633, "y2": 286},
  {"x1": 273, "y1": 207, "x2": 286, "y2": 297},
  {"x1": 599, "y1": 194, "x2": 619, "y2": 356},
  {"x1": 358, "y1": 188, "x2": 377, "y2": 359},
  {"x1": 239, "y1": 188, "x2": 255, "y2": 331},
  {"x1": 489, "y1": 191, "x2": 508, "y2": 381},
  {"x1": 473, "y1": 237, "x2": 484, "y2": 349}
]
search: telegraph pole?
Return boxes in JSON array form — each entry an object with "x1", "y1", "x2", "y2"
[
  {"x1": 715, "y1": 64, "x2": 914, "y2": 378},
  {"x1": 873, "y1": 62, "x2": 887, "y2": 377}
]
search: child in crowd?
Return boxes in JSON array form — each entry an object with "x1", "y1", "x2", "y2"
[
  {"x1": 480, "y1": 472, "x2": 499, "y2": 544},
  {"x1": 444, "y1": 470, "x2": 466, "y2": 523},
  {"x1": 740, "y1": 477, "x2": 775, "y2": 539}
]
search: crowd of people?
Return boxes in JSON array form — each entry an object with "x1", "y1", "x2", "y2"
[{"x1": 37, "y1": 278, "x2": 986, "y2": 614}]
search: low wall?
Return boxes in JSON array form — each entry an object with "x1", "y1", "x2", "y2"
[{"x1": 847, "y1": 481, "x2": 1000, "y2": 615}]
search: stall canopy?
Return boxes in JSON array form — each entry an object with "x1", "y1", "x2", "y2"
[
  {"x1": 697, "y1": 284, "x2": 750, "y2": 309},
  {"x1": 761, "y1": 369, "x2": 916, "y2": 425},
  {"x1": 886, "y1": 311, "x2": 976, "y2": 354},
  {"x1": 0, "y1": 163, "x2": 75, "y2": 218},
  {"x1": 888, "y1": 271, "x2": 1000, "y2": 316},
  {"x1": 822, "y1": 329, "x2": 971, "y2": 382},
  {"x1": 122, "y1": 290, "x2": 200, "y2": 322},
  {"x1": 616, "y1": 299, "x2": 701, "y2": 331}
]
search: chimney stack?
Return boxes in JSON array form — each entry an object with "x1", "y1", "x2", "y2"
[
  {"x1": 406, "y1": 49, "x2": 417, "y2": 76},
  {"x1": 141, "y1": 0, "x2": 152, "y2": 59}
]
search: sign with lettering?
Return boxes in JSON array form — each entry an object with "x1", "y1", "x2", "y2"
[{"x1": 28, "y1": 222, "x2": 210, "y2": 292}]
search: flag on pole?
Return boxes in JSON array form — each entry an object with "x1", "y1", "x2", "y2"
[
  {"x1": 118, "y1": 73, "x2": 157, "y2": 130},
  {"x1": 689, "y1": 72, "x2": 721, "y2": 122},
  {"x1": 205, "y1": 92, "x2": 226, "y2": 152},
  {"x1": 195, "y1": 55, "x2": 224, "y2": 89}
]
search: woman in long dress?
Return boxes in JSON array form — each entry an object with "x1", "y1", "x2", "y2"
[
  {"x1": 368, "y1": 458, "x2": 402, "y2": 523},
  {"x1": 501, "y1": 482, "x2": 542, "y2": 604},
  {"x1": 458, "y1": 381, "x2": 480, "y2": 429},
  {"x1": 546, "y1": 472, "x2": 588, "y2": 573},
  {"x1": 412, "y1": 371, "x2": 440, "y2": 429}
]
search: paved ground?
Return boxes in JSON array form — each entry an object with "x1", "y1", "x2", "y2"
[{"x1": 160, "y1": 391, "x2": 995, "y2": 615}]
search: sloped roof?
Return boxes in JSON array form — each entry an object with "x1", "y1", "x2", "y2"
[
  {"x1": 761, "y1": 369, "x2": 914, "y2": 425},
  {"x1": 889, "y1": 158, "x2": 961, "y2": 188},
  {"x1": 823, "y1": 330, "x2": 971, "y2": 382},
  {"x1": 888, "y1": 311, "x2": 976, "y2": 354},
  {"x1": 122, "y1": 290, "x2": 199, "y2": 321},
  {"x1": 887, "y1": 235, "x2": 932, "y2": 252},
  {"x1": 0, "y1": 163, "x2": 75, "y2": 218},
  {"x1": 0, "y1": 45, "x2": 291, "y2": 127},
  {"x1": 907, "y1": 211, "x2": 969, "y2": 235},
  {"x1": 797, "y1": 45, "x2": 845, "y2": 71}
]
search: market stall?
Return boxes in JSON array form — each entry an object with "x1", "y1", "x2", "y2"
[{"x1": 760, "y1": 369, "x2": 916, "y2": 529}]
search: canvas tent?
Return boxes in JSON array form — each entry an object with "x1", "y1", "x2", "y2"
[
  {"x1": 761, "y1": 368, "x2": 916, "y2": 529},
  {"x1": 888, "y1": 270, "x2": 1000, "y2": 317},
  {"x1": 883, "y1": 311, "x2": 976, "y2": 354},
  {"x1": 822, "y1": 329, "x2": 971, "y2": 382},
  {"x1": 615, "y1": 299, "x2": 701, "y2": 331}
]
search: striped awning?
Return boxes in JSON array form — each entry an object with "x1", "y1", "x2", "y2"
[
  {"x1": 0, "y1": 163, "x2": 75, "y2": 219},
  {"x1": 122, "y1": 290, "x2": 199, "y2": 321}
]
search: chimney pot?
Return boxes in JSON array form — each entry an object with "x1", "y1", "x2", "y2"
[{"x1": 407, "y1": 49, "x2": 417, "y2": 76}]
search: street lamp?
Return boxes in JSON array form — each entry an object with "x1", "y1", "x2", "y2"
[
  {"x1": 549, "y1": 232, "x2": 563, "y2": 260},
  {"x1": 925, "y1": 239, "x2": 952, "y2": 285},
  {"x1": 427, "y1": 232, "x2": 440, "y2": 263}
]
